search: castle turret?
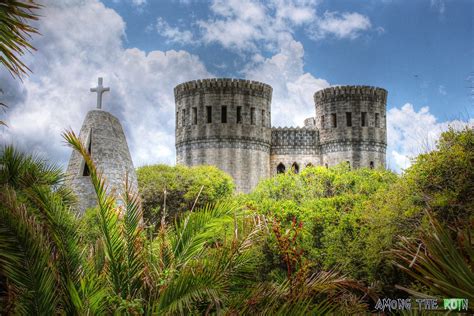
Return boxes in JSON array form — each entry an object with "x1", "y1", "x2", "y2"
[
  {"x1": 174, "y1": 78, "x2": 272, "y2": 193},
  {"x1": 314, "y1": 85, "x2": 387, "y2": 168}
]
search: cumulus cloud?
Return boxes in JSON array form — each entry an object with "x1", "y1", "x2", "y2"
[
  {"x1": 155, "y1": 17, "x2": 197, "y2": 45},
  {"x1": 244, "y1": 34, "x2": 329, "y2": 127},
  {"x1": 1, "y1": 0, "x2": 210, "y2": 168},
  {"x1": 310, "y1": 11, "x2": 372, "y2": 40},
  {"x1": 386, "y1": 103, "x2": 473, "y2": 172},
  {"x1": 196, "y1": 0, "x2": 372, "y2": 52}
]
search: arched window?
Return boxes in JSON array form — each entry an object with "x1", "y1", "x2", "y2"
[
  {"x1": 292, "y1": 162, "x2": 299, "y2": 174},
  {"x1": 370, "y1": 161, "x2": 374, "y2": 169},
  {"x1": 277, "y1": 163, "x2": 286, "y2": 174}
]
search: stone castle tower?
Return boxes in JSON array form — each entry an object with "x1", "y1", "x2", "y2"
[
  {"x1": 66, "y1": 78, "x2": 138, "y2": 213},
  {"x1": 175, "y1": 78, "x2": 387, "y2": 193}
]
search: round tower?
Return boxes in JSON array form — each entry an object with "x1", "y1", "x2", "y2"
[
  {"x1": 313, "y1": 85, "x2": 387, "y2": 168},
  {"x1": 175, "y1": 78, "x2": 273, "y2": 193}
]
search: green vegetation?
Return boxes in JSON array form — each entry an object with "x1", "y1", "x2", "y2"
[
  {"x1": 137, "y1": 164, "x2": 234, "y2": 224},
  {"x1": 1, "y1": 127, "x2": 473, "y2": 314}
]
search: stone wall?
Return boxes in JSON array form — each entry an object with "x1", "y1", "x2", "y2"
[
  {"x1": 66, "y1": 110, "x2": 138, "y2": 213},
  {"x1": 270, "y1": 127, "x2": 320, "y2": 175},
  {"x1": 175, "y1": 78, "x2": 272, "y2": 193}
]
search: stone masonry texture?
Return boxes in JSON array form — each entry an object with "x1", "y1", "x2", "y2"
[
  {"x1": 175, "y1": 79, "x2": 388, "y2": 193},
  {"x1": 66, "y1": 109, "x2": 138, "y2": 213}
]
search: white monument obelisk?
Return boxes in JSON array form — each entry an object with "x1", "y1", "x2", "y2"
[{"x1": 66, "y1": 77, "x2": 138, "y2": 213}]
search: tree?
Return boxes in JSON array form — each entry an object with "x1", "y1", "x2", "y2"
[{"x1": 137, "y1": 164, "x2": 235, "y2": 224}]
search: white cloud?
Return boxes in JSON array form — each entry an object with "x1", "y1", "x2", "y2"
[
  {"x1": 310, "y1": 11, "x2": 372, "y2": 40},
  {"x1": 196, "y1": 0, "x2": 371, "y2": 52},
  {"x1": 386, "y1": 103, "x2": 473, "y2": 172},
  {"x1": 1, "y1": 0, "x2": 210, "y2": 168},
  {"x1": 244, "y1": 34, "x2": 329, "y2": 127},
  {"x1": 155, "y1": 17, "x2": 196, "y2": 45}
]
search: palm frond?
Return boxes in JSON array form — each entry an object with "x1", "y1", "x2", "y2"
[
  {"x1": 392, "y1": 211, "x2": 474, "y2": 305},
  {"x1": 0, "y1": 0, "x2": 41, "y2": 79},
  {"x1": 0, "y1": 187, "x2": 59, "y2": 314}
]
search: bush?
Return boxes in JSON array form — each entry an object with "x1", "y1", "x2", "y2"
[{"x1": 137, "y1": 164, "x2": 235, "y2": 224}]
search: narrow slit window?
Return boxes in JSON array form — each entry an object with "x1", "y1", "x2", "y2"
[
  {"x1": 221, "y1": 106, "x2": 227, "y2": 123},
  {"x1": 361, "y1": 112, "x2": 367, "y2": 127},
  {"x1": 321, "y1": 115, "x2": 325, "y2": 128},
  {"x1": 206, "y1": 106, "x2": 212, "y2": 123},
  {"x1": 251, "y1": 107, "x2": 256, "y2": 125},
  {"x1": 261, "y1": 110, "x2": 265, "y2": 126},
  {"x1": 346, "y1": 112, "x2": 352, "y2": 127},
  {"x1": 370, "y1": 161, "x2": 374, "y2": 169},
  {"x1": 182, "y1": 109, "x2": 186, "y2": 126},
  {"x1": 82, "y1": 133, "x2": 92, "y2": 176},
  {"x1": 375, "y1": 113, "x2": 380, "y2": 128},
  {"x1": 331, "y1": 113, "x2": 337, "y2": 128},
  {"x1": 176, "y1": 111, "x2": 178, "y2": 127},
  {"x1": 192, "y1": 107, "x2": 197, "y2": 125},
  {"x1": 236, "y1": 106, "x2": 242, "y2": 124}
]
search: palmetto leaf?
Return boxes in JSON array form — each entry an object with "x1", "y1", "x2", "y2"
[
  {"x1": 392, "y1": 211, "x2": 474, "y2": 309},
  {"x1": 0, "y1": 187, "x2": 59, "y2": 314},
  {"x1": 0, "y1": 0, "x2": 41, "y2": 79}
]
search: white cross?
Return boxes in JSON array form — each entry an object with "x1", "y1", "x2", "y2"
[{"x1": 90, "y1": 77, "x2": 110, "y2": 109}]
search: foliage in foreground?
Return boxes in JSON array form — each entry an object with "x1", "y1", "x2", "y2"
[
  {"x1": 137, "y1": 164, "x2": 234, "y2": 225},
  {"x1": 0, "y1": 133, "x2": 362, "y2": 314},
  {"x1": 0, "y1": 0, "x2": 41, "y2": 79}
]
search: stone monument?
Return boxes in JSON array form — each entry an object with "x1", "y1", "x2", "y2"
[{"x1": 66, "y1": 77, "x2": 138, "y2": 213}]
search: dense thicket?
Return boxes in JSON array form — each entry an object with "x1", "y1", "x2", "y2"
[{"x1": 1, "y1": 127, "x2": 472, "y2": 314}]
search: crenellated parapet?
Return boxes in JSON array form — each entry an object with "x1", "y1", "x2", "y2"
[
  {"x1": 271, "y1": 127, "x2": 319, "y2": 155},
  {"x1": 174, "y1": 78, "x2": 273, "y2": 102},
  {"x1": 314, "y1": 85, "x2": 387, "y2": 104}
]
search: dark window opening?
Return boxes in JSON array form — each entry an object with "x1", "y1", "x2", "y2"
[
  {"x1": 221, "y1": 106, "x2": 227, "y2": 123},
  {"x1": 192, "y1": 107, "x2": 197, "y2": 125},
  {"x1": 331, "y1": 113, "x2": 337, "y2": 128},
  {"x1": 206, "y1": 106, "x2": 212, "y2": 123},
  {"x1": 346, "y1": 161, "x2": 351, "y2": 170},
  {"x1": 375, "y1": 113, "x2": 380, "y2": 128},
  {"x1": 251, "y1": 107, "x2": 256, "y2": 125},
  {"x1": 277, "y1": 163, "x2": 285, "y2": 174},
  {"x1": 321, "y1": 115, "x2": 325, "y2": 128},
  {"x1": 261, "y1": 109, "x2": 265, "y2": 126},
  {"x1": 370, "y1": 161, "x2": 374, "y2": 169},
  {"x1": 346, "y1": 112, "x2": 352, "y2": 127},
  {"x1": 82, "y1": 133, "x2": 92, "y2": 176},
  {"x1": 361, "y1": 112, "x2": 367, "y2": 127},
  {"x1": 176, "y1": 111, "x2": 178, "y2": 127},
  {"x1": 325, "y1": 163, "x2": 328, "y2": 169},
  {"x1": 306, "y1": 163, "x2": 313, "y2": 168},
  {"x1": 292, "y1": 162, "x2": 299, "y2": 174},
  {"x1": 236, "y1": 106, "x2": 242, "y2": 124},
  {"x1": 182, "y1": 109, "x2": 186, "y2": 126}
]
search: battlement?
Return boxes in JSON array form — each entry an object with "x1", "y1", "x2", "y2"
[
  {"x1": 314, "y1": 85, "x2": 387, "y2": 104},
  {"x1": 174, "y1": 78, "x2": 273, "y2": 101},
  {"x1": 271, "y1": 127, "x2": 319, "y2": 147}
]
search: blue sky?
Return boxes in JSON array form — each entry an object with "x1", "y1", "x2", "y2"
[{"x1": 1, "y1": 0, "x2": 473, "y2": 172}]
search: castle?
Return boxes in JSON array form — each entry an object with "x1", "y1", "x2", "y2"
[{"x1": 175, "y1": 78, "x2": 387, "y2": 193}]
